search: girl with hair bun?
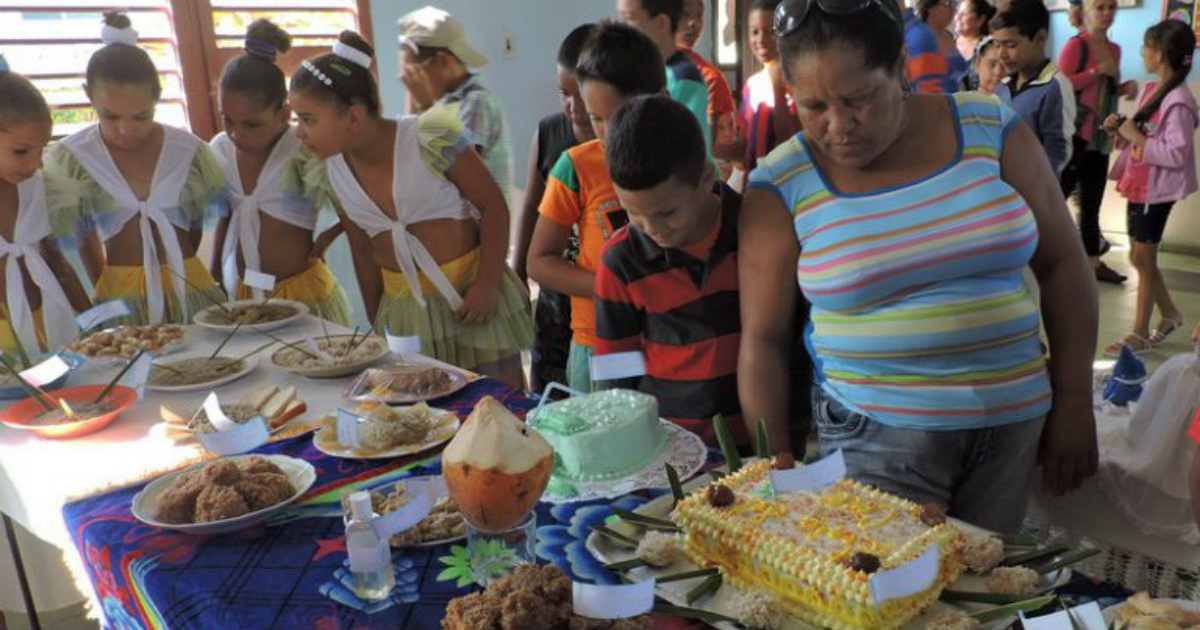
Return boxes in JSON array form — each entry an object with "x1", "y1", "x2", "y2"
[
  {"x1": 289, "y1": 31, "x2": 533, "y2": 388},
  {"x1": 209, "y1": 19, "x2": 353, "y2": 326},
  {"x1": 0, "y1": 55, "x2": 91, "y2": 353},
  {"x1": 46, "y1": 10, "x2": 227, "y2": 325}
]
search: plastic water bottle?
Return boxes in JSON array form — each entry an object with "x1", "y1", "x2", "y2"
[{"x1": 346, "y1": 491, "x2": 395, "y2": 601}]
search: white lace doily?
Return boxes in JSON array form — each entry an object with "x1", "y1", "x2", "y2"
[{"x1": 540, "y1": 420, "x2": 707, "y2": 504}]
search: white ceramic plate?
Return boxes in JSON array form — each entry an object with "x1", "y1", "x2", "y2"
[
  {"x1": 193, "y1": 299, "x2": 309, "y2": 333},
  {"x1": 1103, "y1": 598, "x2": 1200, "y2": 629},
  {"x1": 312, "y1": 406, "x2": 460, "y2": 460},
  {"x1": 131, "y1": 454, "x2": 316, "y2": 535},
  {"x1": 145, "y1": 354, "x2": 258, "y2": 392},
  {"x1": 271, "y1": 335, "x2": 389, "y2": 378},
  {"x1": 70, "y1": 325, "x2": 189, "y2": 366},
  {"x1": 343, "y1": 362, "x2": 471, "y2": 405}
]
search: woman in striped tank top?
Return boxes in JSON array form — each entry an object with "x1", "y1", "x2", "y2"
[{"x1": 738, "y1": 0, "x2": 1100, "y2": 532}]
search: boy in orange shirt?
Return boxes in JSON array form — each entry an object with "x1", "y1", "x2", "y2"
[{"x1": 527, "y1": 22, "x2": 666, "y2": 392}]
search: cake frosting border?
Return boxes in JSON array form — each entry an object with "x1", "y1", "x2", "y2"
[{"x1": 674, "y1": 460, "x2": 965, "y2": 630}]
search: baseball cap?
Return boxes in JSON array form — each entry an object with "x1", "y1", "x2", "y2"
[{"x1": 397, "y1": 6, "x2": 488, "y2": 68}]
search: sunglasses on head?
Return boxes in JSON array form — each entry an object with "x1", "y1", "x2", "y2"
[{"x1": 774, "y1": 0, "x2": 903, "y2": 37}]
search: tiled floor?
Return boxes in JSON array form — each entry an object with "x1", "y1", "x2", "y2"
[{"x1": 1091, "y1": 236, "x2": 1200, "y2": 374}]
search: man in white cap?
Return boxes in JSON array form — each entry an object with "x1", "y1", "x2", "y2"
[{"x1": 398, "y1": 5, "x2": 513, "y2": 206}]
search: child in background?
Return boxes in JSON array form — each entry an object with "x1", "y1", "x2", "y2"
[
  {"x1": 595, "y1": 96, "x2": 744, "y2": 446},
  {"x1": 971, "y1": 37, "x2": 1012, "y2": 104},
  {"x1": 1103, "y1": 20, "x2": 1197, "y2": 356},
  {"x1": 514, "y1": 24, "x2": 597, "y2": 393},
  {"x1": 991, "y1": 0, "x2": 1077, "y2": 177},
  {"x1": 675, "y1": 0, "x2": 739, "y2": 159},
  {"x1": 289, "y1": 32, "x2": 532, "y2": 388},
  {"x1": 616, "y1": 0, "x2": 712, "y2": 150},
  {"x1": 397, "y1": 6, "x2": 513, "y2": 206},
  {"x1": 47, "y1": 11, "x2": 227, "y2": 325},
  {"x1": 0, "y1": 55, "x2": 90, "y2": 353},
  {"x1": 739, "y1": 0, "x2": 799, "y2": 188},
  {"x1": 526, "y1": 22, "x2": 667, "y2": 392},
  {"x1": 209, "y1": 19, "x2": 352, "y2": 326}
]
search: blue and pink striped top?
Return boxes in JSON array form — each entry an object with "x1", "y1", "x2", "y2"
[{"x1": 749, "y1": 92, "x2": 1052, "y2": 430}]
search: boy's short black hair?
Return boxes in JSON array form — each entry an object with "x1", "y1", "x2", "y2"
[
  {"x1": 750, "y1": 0, "x2": 782, "y2": 14},
  {"x1": 575, "y1": 21, "x2": 666, "y2": 97},
  {"x1": 639, "y1": 0, "x2": 685, "y2": 32},
  {"x1": 990, "y1": 0, "x2": 1049, "y2": 41},
  {"x1": 606, "y1": 95, "x2": 707, "y2": 191},
  {"x1": 558, "y1": 23, "x2": 597, "y2": 69}
]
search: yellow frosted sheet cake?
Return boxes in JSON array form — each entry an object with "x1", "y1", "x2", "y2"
[{"x1": 675, "y1": 460, "x2": 965, "y2": 630}]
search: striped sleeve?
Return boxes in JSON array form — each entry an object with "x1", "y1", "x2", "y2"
[{"x1": 594, "y1": 230, "x2": 645, "y2": 356}]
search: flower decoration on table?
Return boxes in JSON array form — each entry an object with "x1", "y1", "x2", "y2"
[
  {"x1": 535, "y1": 494, "x2": 653, "y2": 584},
  {"x1": 318, "y1": 554, "x2": 422, "y2": 614}
]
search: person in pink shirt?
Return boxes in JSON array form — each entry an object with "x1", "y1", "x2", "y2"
[
  {"x1": 1058, "y1": 0, "x2": 1137, "y2": 285},
  {"x1": 1103, "y1": 20, "x2": 1197, "y2": 357}
]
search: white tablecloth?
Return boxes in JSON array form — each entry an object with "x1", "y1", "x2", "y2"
[{"x1": 0, "y1": 317, "x2": 368, "y2": 550}]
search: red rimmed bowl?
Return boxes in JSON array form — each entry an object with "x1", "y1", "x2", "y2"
[{"x1": 0, "y1": 385, "x2": 137, "y2": 439}]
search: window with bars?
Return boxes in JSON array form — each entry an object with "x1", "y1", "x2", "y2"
[
  {"x1": 0, "y1": 0, "x2": 372, "y2": 139},
  {"x1": 0, "y1": 1, "x2": 190, "y2": 137}
]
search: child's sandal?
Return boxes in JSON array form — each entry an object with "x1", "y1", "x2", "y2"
[
  {"x1": 1104, "y1": 333, "x2": 1152, "y2": 358},
  {"x1": 1148, "y1": 316, "x2": 1185, "y2": 346}
]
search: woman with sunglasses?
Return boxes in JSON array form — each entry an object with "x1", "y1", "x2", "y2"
[
  {"x1": 907, "y1": 0, "x2": 966, "y2": 93},
  {"x1": 737, "y1": 0, "x2": 1099, "y2": 533}
]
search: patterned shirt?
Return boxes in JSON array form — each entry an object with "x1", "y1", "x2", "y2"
[
  {"x1": 748, "y1": 92, "x2": 1052, "y2": 430},
  {"x1": 594, "y1": 183, "x2": 742, "y2": 444},
  {"x1": 539, "y1": 140, "x2": 629, "y2": 348},
  {"x1": 437, "y1": 73, "x2": 514, "y2": 205}
]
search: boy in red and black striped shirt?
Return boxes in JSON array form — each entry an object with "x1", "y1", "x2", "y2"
[{"x1": 594, "y1": 95, "x2": 745, "y2": 446}]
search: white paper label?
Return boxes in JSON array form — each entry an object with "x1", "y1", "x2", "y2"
[
  {"x1": 572, "y1": 579, "x2": 656, "y2": 619},
  {"x1": 347, "y1": 529, "x2": 391, "y2": 573},
  {"x1": 196, "y1": 414, "x2": 269, "y2": 456},
  {"x1": 337, "y1": 408, "x2": 364, "y2": 449},
  {"x1": 305, "y1": 336, "x2": 335, "y2": 360},
  {"x1": 870, "y1": 543, "x2": 940, "y2": 604},
  {"x1": 19, "y1": 355, "x2": 70, "y2": 387},
  {"x1": 243, "y1": 269, "x2": 277, "y2": 292},
  {"x1": 203, "y1": 392, "x2": 237, "y2": 432},
  {"x1": 1020, "y1": 602, "x2": 1106, "y2": 630},
  {"x1": 769, "y1": 449, "x2": 847, "y2": 493},
  {"x1": 589, "y1": 351, "x2": 647, "y2": 381},
  {"x1": 123, "y1": 353, "x2": 154, "y2": 400},
  {"x1": 385, "y1": 330, "x2": 421, "y2": 354},
  {"x1": 75, "y1": 300, "x2": 130, "y2": 331},
  {"x1": 370, "y1": 482, "x2": 435, "y2": 540}
]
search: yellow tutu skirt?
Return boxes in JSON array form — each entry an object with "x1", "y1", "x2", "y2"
[
  {"x1": 0, "y1": 309, "x2": 46, "y2": 354},
  {"x1": 94, "y1": 257, "x2": 227, "y2": 325},
  {"x1": 376, "y1": 248, "x2": 533, "y2": 372},
  {"x1": 236, "y1": 260, "x2": 353, "y2": 327}
]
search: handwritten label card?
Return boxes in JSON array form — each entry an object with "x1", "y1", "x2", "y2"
[
  {"x1": 769, "y1": 449, "x2": 847, "y2": 493},
  {"x1": 572, "y1": 579, "x2": 656, "y2": 619},
  {"x1": 75, "y1": 300, "x2": 130, "y2": 331}
]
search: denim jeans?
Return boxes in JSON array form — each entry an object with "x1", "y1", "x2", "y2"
[{"x1": 812, "y1": 388, "x2": 1045, "y2": 533}]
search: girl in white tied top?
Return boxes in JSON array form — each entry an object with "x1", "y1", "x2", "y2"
[
  {"x1": 0, "y1": 56, "x2": 91, "y2": 354},
  {"x1": 209, "y1": 19, "x2": 353, "y2": 326},
  {"x1": 46, "y1": 11, "x2": 227, "y2": 326},
  {"x1": 289, "y1": 31, "x2": 533, "y2": 389}
]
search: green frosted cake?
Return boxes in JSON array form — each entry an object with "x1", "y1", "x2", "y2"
[{"x1": 529, "y1": 390, "x2": 669, "y2": 487}]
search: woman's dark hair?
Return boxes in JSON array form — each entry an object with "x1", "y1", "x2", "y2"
[
  {"x1": 607, "y1": 95, "x2": 706, "y2": 190},
  {"x1": 1133, "y1": 19, "x2": 1196, "y2": 125},
  {"x1": 558, "y1": 23, "x2": 597, "y2": 69},
  {"x1": 289, "y1": 30, "x2": 380, "y2": 116},
  {"x1": 640, "y1": 0, "x2": 684, "y2": 32},
  {"x1": 989, "y1": 0, "x2": 1048, "y2": 41},
  {"x1": 917, "y1": 0, "x2": 940, "y2": 21},
  {"x1": 750, "y1": 0, "x2": 783, "y2": 14},
  {"x1": 85, "y1": 11, "x2": 161, "y2": 99},
  {"x1": 0, "y1": 66, "x2": 51, "y2": 131},
  {"x1": 220, "y1": 19, "x2": 292, "y2": 109},
  {"x1": 777, "y1": 6, "x2": 904, "y2": 77},
  {"x1": 575, "y1": 21, "x2": 666, "y2": 97},
  {"x1": 962, "y1": 0, "x2": 996, "y2": 35}
]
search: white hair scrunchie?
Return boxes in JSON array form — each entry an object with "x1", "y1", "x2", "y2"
[
  {"x1": 100, "y1": 23, "x2": 139, "y2": 47},
  {"x1": 332, "y1": 41, "x2": 372, "y2": 69}
]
